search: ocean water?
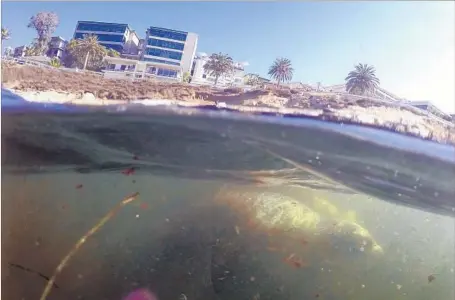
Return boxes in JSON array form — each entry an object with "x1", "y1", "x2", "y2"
[{"x1": 1, "y1": 89, "x2": 454, "y2": 300}]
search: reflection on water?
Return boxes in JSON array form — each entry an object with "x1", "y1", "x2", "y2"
[{"x1": 1, "y1": 90, "x2": 454, "y2": 300}]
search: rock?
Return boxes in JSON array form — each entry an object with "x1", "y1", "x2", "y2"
[{"x1": 80, "y1": 92, "x2": 96, "y2": 102}]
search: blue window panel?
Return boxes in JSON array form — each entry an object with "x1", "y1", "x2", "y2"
[
  {"x1": 144, "y1": 48, "x2": 182, "y2": 61},
  {"x1": 157, "y1": 68, "x2": 178, "y2": 78},
  {"x1": 147, "y1": 38, "x2": 184, "y2": 51},
  {"x1": 104, "y1": 44, "x2": 124, "y2": 52},
  {"x1": 148, "y1": 27, "x2": 187, "y2": 42},
  {"x1": 76, "y1": 22, "x2": 127, "y2": 34},
  {"x1": 74, "y1": 32, "x2": 125, "y2": 43},
  {"x1": 142, "y1": 57, "x2": 180, "y2": 66}
]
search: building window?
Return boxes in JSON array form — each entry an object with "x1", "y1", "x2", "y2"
[
  {"x1": 120, "y1": 65, "x2": 126, "y2": 71},
  {"x1": 104, "y1": 44, "x2": 124, "y2": 52},
  {"x1": 76, "y1": 22, "x2": 127, "y2": 34},
  {"x1": 146, "y1": 66, "x2": 157, "y2": 74},
  {"x1": 157, "y1": 68, "x2": 177, "y2": 78},
  {"x1": 148, "y1": 27, "x2": 187, "y2": 42},
  {"x1": 74, "y1": 32, "x2": 125, "y2": 43},
  {"x1": 202, "y1": 74, "x2": 207, "y2": 79},
  {"x1": 141, "y1": 57, "x2": 180, "y2": 66},
  {"x1": 144, "y1": 48, "x2": 182, "y2": 61},
  {"x1": 147, "y1": 38, "x2": 185, "y2": 51}
]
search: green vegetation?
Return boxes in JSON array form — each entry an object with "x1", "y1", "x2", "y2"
[
  {"x1": 268, "y1": 57, "x2": 294, "y2": 86},
  {"x1": 49, "y1": 57, "x2": 61, "y2": 68},
  {"x1": 1, "y1": 27, "x2": 10, "y2": 40},
  {"x1": 345, "y1": 63, "x2": 380, "y2": 95},
  {"x1": 27, "y1": 12, "x2": 59, "y2": 55},
  {"x1": 182, "y1": 71, "x2": 192, "y2": 83},
  {"x1": 63, "y1": 34, "x2": 119, "y2": 71},
  {"x1": 244, "y1": 73, "x2": 261, "y2": 86},
  {"x1": 203, "y1": 52, "x2": 234, "y2": 86}
]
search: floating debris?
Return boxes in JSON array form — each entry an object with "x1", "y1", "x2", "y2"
[
  {"x1": 122, "y1": 167, "x2": 136, "y2": 176},
  {"x1": 235, "y1": 225, "x2": 240, "y2": 235},
  {"x1": 428, "y1": 274, "x2": 436, "y2": 283},
  {"x1": 179, "y1": 294, "x2": 187, "y2": 300}
]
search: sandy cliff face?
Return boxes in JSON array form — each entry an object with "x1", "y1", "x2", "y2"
[{"x1": 2, "y1": 62, "x2": 454, "y2": 145}]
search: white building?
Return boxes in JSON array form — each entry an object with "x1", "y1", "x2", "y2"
[
  {"x1": 103, "y1": 56, "x2": 182, "y2": 81},
  {"x1": 46, "y1": 36, "x2": 67, "y2": 59},
  {"x1": 141, "y1": 26, "x2": 198, "y2": 77},
  {"x1": 73, "y1": 21, "x2": 139, "y2": 54},
  {"x1": 190, "y1": 53, "x2": 246, "y2": 87},
  {"x1": 103, "y1": 26, "x2": 198, "y2": 81}
]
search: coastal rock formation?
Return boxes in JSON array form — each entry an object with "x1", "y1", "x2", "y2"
[{"x1": 2, "y1": 62, "x2": 454, "y2": 145}]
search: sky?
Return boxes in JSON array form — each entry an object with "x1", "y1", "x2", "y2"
[{"x1": 2, "y1": 1, "x2": 454, "y2": 113}]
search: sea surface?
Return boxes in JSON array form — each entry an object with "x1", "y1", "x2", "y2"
[{"x1": 2, "y1": 89, "x2": 455, "y2": 300}]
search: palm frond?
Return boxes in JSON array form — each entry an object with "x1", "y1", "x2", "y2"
[
  {"x1": 345, "y1": 63, "x2": 380, "y2": 95},
  {"x1": 268, "y1": 58, "x2": 294, "y2": 85}
]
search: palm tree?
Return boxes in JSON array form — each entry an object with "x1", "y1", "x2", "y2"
[
  {"x1": 268, "y1": 57, "x2": 294, "y2": 86},
  {"x1": 1, "y1": 27, "x2": 10, "y2": 40},
  {"x1": 345, "y1": 63, "x2": 380, "y2": 95},
  {"x1": 74, "y1": 34, "x2": 106, "y2": 70},
  {"x1": 203, "y1": 52, "x2": 234, "y2": 86}
]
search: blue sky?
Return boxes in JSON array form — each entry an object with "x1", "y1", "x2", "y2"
[{"x1": 2, "y1": 1, "x2": 454, "y2": 112}]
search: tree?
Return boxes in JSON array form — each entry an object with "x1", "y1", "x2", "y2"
[
  {"x1": 182, "y1": 72, "x2": 192, "y2": 83},
  {"x1": 1, "y1": 27, "x2": 10, "y2": 40},
  {"x1": 203, "y1": 52, "x2": 234, "y2": 86},
  {"x1": 27, "y1": 12, "x2": 59, "y2": 55},
  {"x1": 345, "y1": 63, "x2": 380, "y2": 95},
  {"x1": 244, "y1": 73, "x2": 261, "y2": 86},
  {"x1": 24, "y1": 46, "x2": 39, "y2": 57},
  {"x1": 268, "y1": 57, "x2": 293, "y2": 86},
  {"x1": 106, "y1": 48, "x2": 120, "y2": 58},
  {"x1": 4, "y1": 47, "x2": 13, "y2": 57},
  {"x1": 65, "y1": 34, "x2": 107, "y2": 70}
]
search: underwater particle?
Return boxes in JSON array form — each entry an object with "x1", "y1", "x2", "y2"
[
  {"x1": 136, "y1": 214, "x2": 140, "y2": 218},
  {"x1": 133, "y1": 155, "x2": 139, "y2": 160},
  {"x1": 140, "y1": 203, "x2": 149, "y2": 210},
  {"x1": 75, "y1": 184, "x2": 83, "y2": 189},
  {"x1": 179, "y1": 294, "x2": 187, "y2": 300},
  {"x1": 165, "y1": 218, "x2": 170, "y2": 222},
  {"x1": 77, "y1": 274, "x2": 83, "y2": 279},
  {"x1": 253, "y1": 293, "x2": 260, "y2": 300},
  {"x1": 315, "y1": 293, "x2": 320, "y2": 298},
  {"x1": 250, "y1": 276, "x2": 256, "y2": 282},
  {"x1": 235, "y1": 225, "x2": 240, "y2": 235},
  {"x1": 428, "y1": 274, "x2": 436, "y2": 283},
  {"x1": 433, "y1": 191, "x2": 439, "y2": 197},
  {"x1": 360, "y1": 246, "x2": 365, "y2": 252},
  {"x1": 361, "y1": 284, "x2": 365, "y2": 288},
  {"x1": 396, "y1": 284, "x2": 402, "y2": 290}
]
